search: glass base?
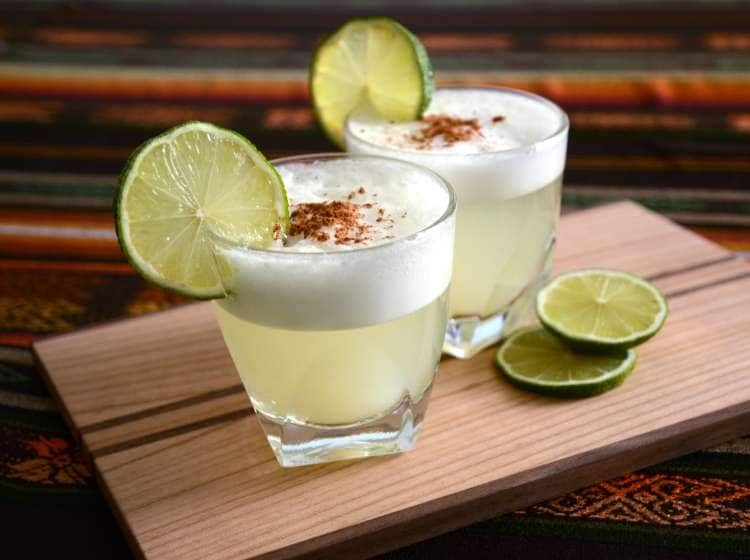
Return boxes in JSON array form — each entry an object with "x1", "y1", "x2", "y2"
[
  {"x1": 444, "y1": 231, "x2": 558, "y2": 359},
  {"x1": 255, "y1": 382, "x2": 434, "y2": 467},
  {"x1": 443, "y1": 276, "x2": 545, "y2": 359},
  {"x1": 443, "y1": 311, "x2": 509, "y2": 359}
]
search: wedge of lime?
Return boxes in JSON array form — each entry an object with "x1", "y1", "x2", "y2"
[
  {"x1": 537, "y1": 269, "x2": 668, "y2": 353},
  {"x1": 496, "y1": 327, "x2": 636, "y2": 398},
  {"x1": 309, "y1": 17, "x2": 433, "y2": 147},
  {"x1": 116, "y1": 121, "x2": 288, "y2": 299}
]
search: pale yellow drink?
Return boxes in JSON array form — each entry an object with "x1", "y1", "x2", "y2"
[
  {"x1": 452, "y1": 177, "x2": 561, "y2": 318},
  {"x1": 212, "y1": 154, "x2": 455, "y2": 466},
  {"x1": 346, "y1": 87, "x2": 569, "y2": 358},
  {"x1": 214, "y1": 289, "x2": 447, "y2": 425}
]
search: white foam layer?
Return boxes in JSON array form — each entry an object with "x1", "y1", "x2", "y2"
[
  {"x1": 215, "y1": 157, "x2": 455, "y2": 330},
  {"x1": 346, "y1": 88, "x2": 568, "y2": 201},
  {"x1": 279, "y1": 158, "x2": 449, "y2": 251}
]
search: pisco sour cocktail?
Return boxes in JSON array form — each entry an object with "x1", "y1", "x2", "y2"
[
  {"x1": 345, "y1": 87, "x2": 569, "y2": 358},
  {"x1": 212, "y1": 154, "x2": 455, "y2": 466},
  {"x1": 114, "y1": 120, "x2": 455, "y2": 467}
]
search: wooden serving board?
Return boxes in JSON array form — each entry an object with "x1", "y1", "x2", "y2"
[{"x1": 34, "y1": 202, "x2": 750, "y2": 560}]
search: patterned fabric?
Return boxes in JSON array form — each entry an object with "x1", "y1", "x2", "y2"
[{"x1": 1, "y1": 2, "x2": 749, "y2": 558}]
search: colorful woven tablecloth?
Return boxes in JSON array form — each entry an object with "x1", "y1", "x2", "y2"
[{"x1": 1, "y1": 2, "x2": 749, "y2": 558}]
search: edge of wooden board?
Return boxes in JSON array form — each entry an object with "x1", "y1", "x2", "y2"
[
  {"x1": 273, "y1": 401, "x2": 750, "y2": 560},
  {"x1": 33, "y1": 321, "x2": 151, "y2": 560}
]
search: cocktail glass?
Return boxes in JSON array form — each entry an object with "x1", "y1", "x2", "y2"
[
  {"x1": 346, "y1": 86, "x2": 569, "y2": 358},
  {"x1": 212, "y1": 154, "x2": 456, "y2": 466}
]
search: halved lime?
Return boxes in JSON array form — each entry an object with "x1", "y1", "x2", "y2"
[
  {"x1": 496, "y1": 327, "x2": 636, "y2": 398},
  {"x1": 537, "y1": 269, "x2": 668, "y2": 353},
  {"x1": 116, "y1": 121, "x2": 288, "y2": 299},
  {"x1": 309, "y1": 17, "x2": 433, "y2": 147}
]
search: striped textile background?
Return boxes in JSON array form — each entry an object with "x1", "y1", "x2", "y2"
[{"x1": 1, "y1": 2, "x2": 749, "y2": 558}]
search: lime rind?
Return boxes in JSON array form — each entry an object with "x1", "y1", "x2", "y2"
[
  {"x1": 309, "y1": 17, "x2": 433, "y2": 148},
  {"x1": 377, "y1": 18, "x2": 433, "y2": 116},
  {"x1": 536, "y1": 268, "x2": 668, "y2": 353},
  {"x1": 116, "y1": 121, "x2": 288, "y2": 299},
  {"x1": 496, "y1": 327, "x2": 637, "y2": 398}
]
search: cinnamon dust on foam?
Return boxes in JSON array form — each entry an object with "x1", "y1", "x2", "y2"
[
  {"x1": 288, "y1": 187, "x2": 397, "y2": 246},
  {"x1": 408, "y1": 113, "x2": 506, "y2": 149},
  {"x1": 409, "y1": 114, "x2": 480, "y2": 148}
]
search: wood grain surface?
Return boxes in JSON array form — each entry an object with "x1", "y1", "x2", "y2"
[{"x1": 34, "y1": 202, "x2": 750, "y2": 560}]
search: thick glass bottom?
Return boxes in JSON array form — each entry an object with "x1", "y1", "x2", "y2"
[
  {"x1": 256, "y1": 381, "x2": 434, "y2": 467},
  {"x1": 443, "y1": 253, "x2": 554, "y2": 359},
  {"x1": 443, "y1": 296, "x2": 532, "y2": 359}
]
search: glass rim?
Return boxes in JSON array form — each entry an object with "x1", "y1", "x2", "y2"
[
  {"x1": 217, "y1": 152, "x2": 456, "y2": 257},
  {"x1": 344, "y1": 84, "x2": 570, "y2": 159}
]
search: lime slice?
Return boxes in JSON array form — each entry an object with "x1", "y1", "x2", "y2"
[
  {"x1": 116, "y1": 121, "x2": 288, "y2": 299},
  {"x1": 309, "y1": 17, "x2": 433, "y2": 147},
  {"x1": 496, "y1": 327, "x2": 636, "y2": 398},
  {"x1": 537, "y1": 269, "x2": 668, "y2": 353}
]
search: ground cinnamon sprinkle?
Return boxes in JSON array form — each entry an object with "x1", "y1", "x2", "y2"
[
  {"x1": 410, "y1": 114, "x2": 481, "y2": 148},
  {"x1": 289, "y1": 201, "x2": 372, "y2": 245},
  {"x1": 347, "y1": 186, "x2": 367, "y2": 200}
]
